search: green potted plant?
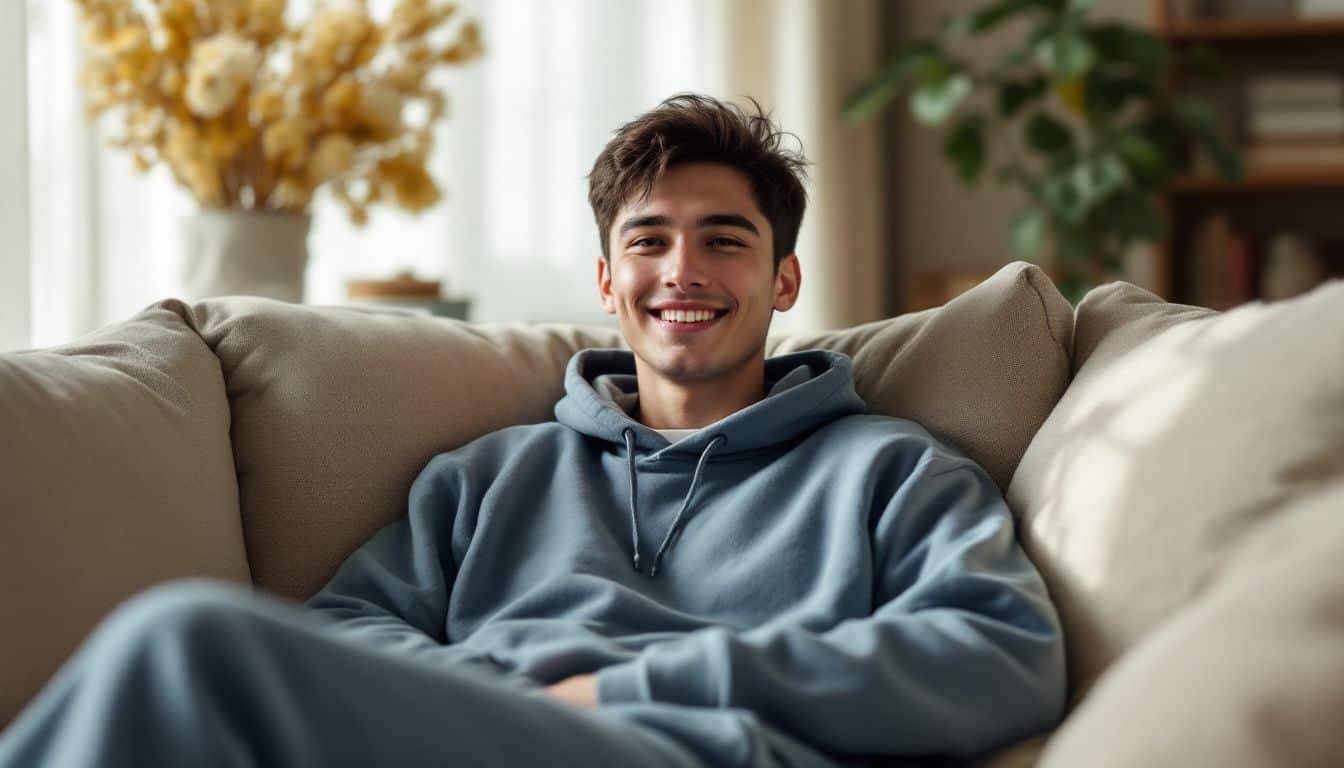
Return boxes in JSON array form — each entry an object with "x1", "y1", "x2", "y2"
[{"x1": 844, "y1": 0, "x2": 1242, "y2": 304}]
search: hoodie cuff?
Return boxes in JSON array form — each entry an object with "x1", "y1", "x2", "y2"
[{"x1": 595, "y1": 660, "x2": 649, "y2": 705}]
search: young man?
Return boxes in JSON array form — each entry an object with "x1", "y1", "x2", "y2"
[{"x1": 0, "y1": 95, "x2": 1065, "y2": 767}]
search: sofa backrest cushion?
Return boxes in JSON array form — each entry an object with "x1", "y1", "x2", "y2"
[
  {"x1": 1006, "y1": 278, "x2": 1344, "y2": 708},
  {"x1": 193, "y1": 261, "x2": 1073, "y2": 601},
  {"x1": 767, "y1": 261, "x2": 1072, "y2": 492},
  {"x1": 1039, "y1": 481, "x2": 1344, "y2": 767},
  {"x1": 0, "y1": 299, "x2": 248, "y2": 729}
]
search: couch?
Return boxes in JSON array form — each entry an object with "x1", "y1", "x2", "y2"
[{"x1": 2, "y1": 261, "x2": 1341, "y2": 766}]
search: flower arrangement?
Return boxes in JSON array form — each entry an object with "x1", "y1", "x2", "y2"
[{"x1": 73, "y1": 0, "x2": 484, "y2": 225}]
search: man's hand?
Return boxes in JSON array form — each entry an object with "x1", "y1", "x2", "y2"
[{"x1": 541, "y1": 674, "x2": 598, "y2": 708}]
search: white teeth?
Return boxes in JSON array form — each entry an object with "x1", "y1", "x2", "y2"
[{"x1": 658, "y1": 309, "x2": 719, "y2": 323}]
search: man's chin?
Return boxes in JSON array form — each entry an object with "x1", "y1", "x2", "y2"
[
  {"x1": 652, "y1": 359, "x2": 718, "y2": 382},
  {"x1": 631, "y1": 348, "x2": 723, "y2": 383}
]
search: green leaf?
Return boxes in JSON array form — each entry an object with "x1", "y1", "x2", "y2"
[
  {"x1": 843, "y1": 41, "x2": 941, "y2": 123},
  {"x1": 1035, "y1": 31, "x2": 1097, "y2": 78},
  {"x1": 1171, "y1": 97, "x2": 1244, "y2": 180},
  {"x1": 1184, "y1": 43, "x2": 1224, "y2": 80},
  {"x1": 1115, "y1": 132, "x2": 1167, "y2": 184},
  {"x1": 1041, "y1": 173, "x2": 1087, "y2": 225},
  {"x1": 998, "y1": 16, "x2": 1059, "y2": 69},
  {"x1": 1138, "y1": 113, "x2": 1192, "y2": 170},
  {"x1": 998, "y1": 76, "x2": 1049, "y2": 117},
  {"x1": 1025, "y1": 112, "x2": 1074, "y2": 157},
  {"x1": 1057, "y1": 226, "x2": 1094, "y2": 265},
  {"x1": 945, "y1": 114, "x2": 988, "y2": 183},
  {"x1": 1011, "y1": 209, "x2": 1049, "y2": 260},
  {"x1": 945, "y1": 0, "x2": 1041, "y2": 41},
  {"x1": 1086, "y1": 23, "x2": 1167, "y2": 77},
  {"x1": 911, "y1": 73, "x2": 973, "y2": 126},
  {"x1": 1200, "y1": 131, "x2": 1243, "y2": 181},
  {"x1": 1071, "y1": 154, "x2": 1129, "y2": 205},
  {"x1": 1092, "y1": 191, "x2": 1165, "y2": 243},
  {"x1": 1170, "y1": 97, "x2": 1217, "y2": 131},
  {"x1": 1069, "y1": 0, "x2": 1099, "y2": 10},
  {"x1": 1083, "y1": 73, "x2": 1155, "y2": 119}
]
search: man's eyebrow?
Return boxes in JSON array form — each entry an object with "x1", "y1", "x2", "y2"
[
  {"x1": 617, "y1": 213, "x2": 760, "y2": 237},
  {"x1": 698, "y1": 213, "x2": 759, "y2": 236},
  {"x1": 618, "y1": 215, "x2": 673, "y2": 235}
]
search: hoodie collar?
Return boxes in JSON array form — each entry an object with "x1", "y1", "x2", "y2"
[
  {"x1": 553, "y1": 347, "x2": 866, "y2": 577},
  {"x1": 554, "y1": 347, "x2": 866, "y2": 458}
]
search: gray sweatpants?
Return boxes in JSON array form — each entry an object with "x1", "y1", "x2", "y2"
[{"x1": 0, "y1": 579, "x2": 850, "y2": 768}]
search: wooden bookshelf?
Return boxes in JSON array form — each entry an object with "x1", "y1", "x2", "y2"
[
  {"x1": 1170, "y1": 166, "x2": 1344, "y2": 192},
  {"x1": 1152, "y1": 0, "x2": 1344, "y2": 307},
  {"x1": 1161, "y1": 15, "x2": 1344, "y2": 41}
]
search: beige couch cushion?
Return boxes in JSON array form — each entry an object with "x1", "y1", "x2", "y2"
[
  {"x1": 1007, "y1": 278, "x2": 1344, "y2": 708},
  {"x1": 195, "y1": 260, "x2": 1072, "y2": 602},
  {"x1": 192, "y1": 299, "x2": 626, "y2": 601},
  {"x1": 768, "y1": 261, "x2": 1073, "y2": 492},
  {"x1": 0, "y1": 299, "x2": 249, "y2": 729},
  {"x1": 1040, "y1": 481, "x2": 1344, "y2": 767}
]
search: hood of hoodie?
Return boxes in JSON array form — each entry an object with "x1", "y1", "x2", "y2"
[
  {"x1": 554, "y1": 347, "x2": 867, "y2": 576},
  {"x1": 554, "y1": 347, "x2": 867, "y2": 459}
]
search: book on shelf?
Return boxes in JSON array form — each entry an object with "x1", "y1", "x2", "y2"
[
  {"x1": 1242, "y1": 140, "x2": 1344, "y2": 167},
  {"x1": 1182, "y1": 0, "x2": 1298, "y2": 18},
  {"x1": 1244, "y1": 74, "x2": 1344, "y2": 141},
  {"x1": 1297, "y1": 0, "x2": 1344, "y2": 18},
  {"x1": 1190, "y1": 214, "x2": 1258, "y2": 310},
  {"x1": 1248, "y1": 108, "x2": 1344, "y2": 140},
  {"x1": 1245, "y1": 75, "x2": 1344, "y2": 108}
]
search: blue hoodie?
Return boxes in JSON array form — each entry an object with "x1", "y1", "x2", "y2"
[{"x1": 305, "y1": 348, "x2": 1066, "y2": 761}]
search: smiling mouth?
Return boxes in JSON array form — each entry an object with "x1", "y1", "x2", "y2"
[{"x1": 647, "y1": 308, "x2": 730, "y2": 331}]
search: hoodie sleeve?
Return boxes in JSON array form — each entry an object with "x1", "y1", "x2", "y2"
[
  {"x1": 302, "y1": 454, "x2": 467, "y2": 657},
  {"x1": 594, "y1": 449, "x2": 1067, "y2": 760}
]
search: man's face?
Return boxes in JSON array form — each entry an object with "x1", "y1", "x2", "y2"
[{"x1": 597, "y1": 162, "x2": 801, "y2": 385}]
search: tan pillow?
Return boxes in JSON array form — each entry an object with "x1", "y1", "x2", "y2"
[
  {"x1": 768, "y1": 260, "x2": 1073, "y2": 491},
  {"x1": 196, "y1": 260, "x2": 1072, "y2": 603},
  {"x1": 1040, "y1": 481, "x2": 1344, "y2": 767},
  {"x1": 191, "y1": 299, "x2": 627, "y2": 601},
  {"x1": 1007, "y1": 278, "x2": 1344, "y2": 707},
  {"x1": 0, "y1": 299, "x2": 249, "y2": 729}
]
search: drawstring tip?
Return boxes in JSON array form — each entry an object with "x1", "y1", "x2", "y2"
[
  {"x1": 648, "y1": 562, "x2": 659, "y2": 577},
  {"x1": 631, "y1": 553, "x2": 641, "y2": 573}
]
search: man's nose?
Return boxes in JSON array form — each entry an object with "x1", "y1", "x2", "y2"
[{"x1": 663, "y1": 238, "x2": 708, "y2": 288}]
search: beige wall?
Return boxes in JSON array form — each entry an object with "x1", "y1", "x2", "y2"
[{"x1": 885, "y1": 0, "x2": 1150, "y2": 306}]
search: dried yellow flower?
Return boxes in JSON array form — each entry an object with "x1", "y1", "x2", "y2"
[
  {"x1": 247, "y1": 0, "x2": 287, "y2": 46},
  {"x1": 375, "y1": 153, "x2": 440, "y2": 211},
  {"x1": 262, "y1": 119, "x2": 309, "y2": 171},
  {"x1": 185, "y1": 33, "x2": 261, "y2": 119},
  {"x1": 299, "y1": 4, "x2": 376, "y2": 78},
  {"x1": 74, "y1": 0, "x2": 484, "y2": 223},
  {"x1": 252, "y1": 84, "x2": 285, "y2": 122},
  {"x1": 272, "y1": 175, "x2": 314, "y2": 211},
  {"x1": 310, "y1": 134, "x2": 356, "y2": 182},
  {"x1": 321, "y1": 77, "x2": 362, "y2": 126},
  {"x1": 355, "y1": 83, "x2": 403, "y2": 141}
]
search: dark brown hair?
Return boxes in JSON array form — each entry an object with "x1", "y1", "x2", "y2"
[{"x1": 587, "y1": 93, "x2": 810, "y2": 271}]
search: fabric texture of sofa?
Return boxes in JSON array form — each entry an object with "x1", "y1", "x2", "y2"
[{"x1": 2, "y1": 261, "x2": 1341, "y2": 766}]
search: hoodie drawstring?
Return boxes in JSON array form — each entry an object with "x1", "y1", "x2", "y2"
[
  {"x1": 622, "y1": 429, "x2": 726, "y2": 577},
  {"x1": 622, "y1": 429, "x2": 643, "y2": 574}
]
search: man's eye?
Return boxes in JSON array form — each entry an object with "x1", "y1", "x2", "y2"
[
  {"x1": 711, "y1": 237, "x2": 744, "y2": 248},
  {"x1": 631, "y1": 237, "x2": 661, "y2": 248}
]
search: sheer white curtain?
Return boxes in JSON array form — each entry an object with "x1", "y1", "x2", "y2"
[
  {"x1": 16, "y1": 0, "x2": 884, "y2": 349},
  {"x1": 25, "y1": 0, "x2": 189, "y2": 349},
  {"x1": 2, "y1": 1, "x2": 31, "y2": 352}
]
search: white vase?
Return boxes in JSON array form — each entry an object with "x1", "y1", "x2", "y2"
[{"x1": 181, "y1": 209, "x2": 312, "y2": 302}]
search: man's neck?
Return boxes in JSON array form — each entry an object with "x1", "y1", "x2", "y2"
[{"x1": 633, "y1": 355, "x2": 766, "y2": 430}]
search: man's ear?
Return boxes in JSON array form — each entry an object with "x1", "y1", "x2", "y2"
[
  {"x1": 773, "y1": 253, "x2": 801, "y2": 312},
  {"x1": 597, "y1": 256, "x2": 616, "y2": 314}
]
